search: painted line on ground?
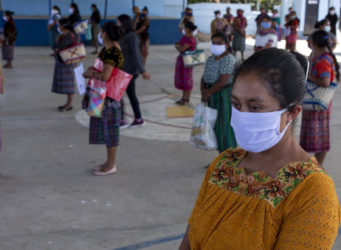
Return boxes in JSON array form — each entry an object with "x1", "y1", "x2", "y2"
[
  {"x1": 0, "y1": 116, "x2": 73, "y2": 122},
  {"x1": 114, "y1": 233, "x2": 184, "y2": 250}
]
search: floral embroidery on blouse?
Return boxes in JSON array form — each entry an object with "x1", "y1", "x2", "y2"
[{"x1": 209, "y1": 148, "x2": 325, "y2": 208}]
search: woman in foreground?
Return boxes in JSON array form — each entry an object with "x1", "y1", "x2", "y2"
[{"x1": 179, "y1": 48, "x2": 340, "y2": 249}]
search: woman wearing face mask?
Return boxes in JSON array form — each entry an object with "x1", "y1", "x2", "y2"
[
  {"x1": 179, "y1": 48, "x2": 341, "y2": 249},
  {"x1": 179, "y1": 7, "x2": 195, "y2": 33},
  {"x1": 285, "y1": 11, "x2": 300, "y2": 51},
  {"x1": 174, "y1": 21, "x2": 197, "y2": 105},
  {"x1": 52, "y1": 18, "x2": 79, "y2": 112},
  {"x1": 136, "y1": 6, "x2": 150, "y2": 65},
  {"x1": 326, "y1": 7, "x2": 338, "y2": 36},
  {"x1": 201, "y1": 32, "x2": 237, "y2": 153},
  {"x1": 2, "y1": 11, "x2": 17, "y2": 69},
  {"x1": 68, "y1": 3, "x2": 81, "y2": 26},
  {"x1": 313, "y1": 19, "x2": 337, "y2": 51},
  {"x1": 117, "y1": 14, "x2": 151, "y2": 128},
  {"x1": 83, "y1": 22, "x2": 124, "y2": 176},
  {"x1": 254, "y1": 15, "x2": 278, "y2": 52},
  {"x1": 232, "y1": 9, "x2": 247, "y2": 61},
  {"x1": 300, "y1": 30, "x2": 340, "y2": 166},
  {"x1": 47, "y1": 6, "x2": 61, "y2": 56},
  {"x1": 210, "y1": 10, "x2": 228, "y2": 36}
]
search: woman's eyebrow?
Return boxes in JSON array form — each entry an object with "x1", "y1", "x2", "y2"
[{"x1": 231, "y1": 95, "x2": 264, "y2": 103}]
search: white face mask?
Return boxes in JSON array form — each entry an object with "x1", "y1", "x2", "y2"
[
  {"x1": 330, "y1": 10, "x2": 336, "y2": 15},
  {"x1": 193, "y1": 29, "x2": 198, "y2": 36},
  {"x1": 210, "y1": 44, "x2": 226, "y2": 56},
  {"x1": 216, "y1": 14, "x2": 222, "y2": 19},
  {"x1": 51, "y1": 9, "x2": 59, "y2": 16},
  {"x1": 324, "y1": 26, "x2": 331, "y2": 33},
  {"x1": 98, "y1": 33, "x2": 104, "y2": 45},
  {"x1": 57, "y1": 27, "x2": 62, "y2": 34},
  {"x1": 182, "y1": 28, "x2": 186, "y2": 35},
  {"x1": 3, "y1": 16, "x2": 8, "y2": 22},
  {"x1": 230, "y1": 107, "x2": 292, "y2": 153},
  {"x1": 69, "y1": 8, "x2": 74, "y2": 14}
]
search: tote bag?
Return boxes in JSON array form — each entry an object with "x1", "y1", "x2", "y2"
[
  {"x1": 302, "y1": 80, "x2": 337, "y2": 111},
  {"x1": 183, "y1": 50, "x2": 206, "y2": 67}
]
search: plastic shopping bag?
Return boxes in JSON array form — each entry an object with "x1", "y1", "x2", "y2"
[
  {"x1": 86, "y1": 88, "x2": 105, "y2": 117},
  {"x1": 190, "y1": 103, "x2": 218, "y2": 150}
]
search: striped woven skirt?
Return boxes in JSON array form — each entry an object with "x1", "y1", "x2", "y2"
[
  {"x1": 207, "y1": 86, "x2": 237, "y2": 153},
  {"x1": 2, "y1": 45, "x2": 14, "y2": 61},
  {"x1": 52, "y1": 59, "x2": 76, "y2": 95},
  {"x1": 89, "y1": 100, "x2": 121, "y2": 147},
  {"x1": 300, "y1": 103, "x2": 332, "y2": 153},
  {"x1": 174, "y1": 55, "x2": 193, "y2": 91}
]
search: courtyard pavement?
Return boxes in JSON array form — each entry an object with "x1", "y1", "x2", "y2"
[{"x1": 1, "y1": 38, "x2": 341, "y2": 249}]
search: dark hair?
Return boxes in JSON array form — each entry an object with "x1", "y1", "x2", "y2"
[
  {"x1": 329, "y1": 7, "x2": 335, "y2": 11},
  {"x1": 185, "y1": 7, "x2": 192, "y2": 12},
  {"x1": 118, "y1": 14, "x2": 134, "y2": 34},
  {"x1": 314, "y1": 18, "x2": 329, "y2": 29},
  {"x1": 102, "y1": 22, "x2": 123, "y2": 42},
  {"x1": 184, "y1": 21, "x2": 197, "y2": 31},
  {"x1": 91, "y1": 4, "x2": 97, "y2": 9},
  {"x1": 53, "y1": 5, "x2": 61, "y2": 14},
  {"x1": 214, "y1": 10, "x2": 221, "y2": 15},
  {"x1": 142, "y1": 6, "x2": 148, "y2": 13},
  {"x1": 311, "y1": 30, "x2": 340, "y2": 81},
  {"x1": 233, "y1": 48, "x2": 307, "y2": 108},
  {"x1": 70, "y1": 3, "x2": 80, "y2": 14},
  {"x1": 59, "y1": 18, "x2": 75, "y2": 33},
  {"x1": 4, "y1": 10, "x2": 14, "y2": 19},
  {"x1": 212, "y1": 31, "x2": 229, "y2": 44}
]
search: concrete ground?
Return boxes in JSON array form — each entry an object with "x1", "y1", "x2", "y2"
[{"x1": 1, "y1": 39, "x2": 341, "y2": 250}]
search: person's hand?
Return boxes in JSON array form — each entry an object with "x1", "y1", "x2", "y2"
[
  {"x1": 201, "y1": 89, "x2": 211, "y2": 102},
  {"x1": 142, "y1": 72, "x2": 151, "y2": 80}
]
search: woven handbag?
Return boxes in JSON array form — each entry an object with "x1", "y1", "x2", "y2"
[
  {"x1": 302, "y1": 80, "x2": 337, "y2": 111},
  {"x1": 182, "y1": 49, "x2": 205, "y2": 67},
  {"x1": 59, "y1": 43, "x2": 86, "y2": 64}
]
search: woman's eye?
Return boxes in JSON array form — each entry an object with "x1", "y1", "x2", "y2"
[
  {"x1": 250, "y1": 105, "x2": 262, "y2": 112},
  {"x1": 232, "y1": 102, "x2": 240, "y2": 110}
]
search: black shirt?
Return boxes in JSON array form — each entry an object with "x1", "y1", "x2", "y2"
[
  {"x1": 90, "y1": 10, "x2": 101, "y2": 24},
  {"x1": 326, "y1": 13, "x2": 338, "y2": 35}
]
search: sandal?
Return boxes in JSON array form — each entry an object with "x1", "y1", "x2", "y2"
[
  {"x1": 94, "y1": 166, "x2": 117, "y2": 176},
  {"x1": 175, "y1": 98, "x2": 189, "y2": 106},
  {"x1": 59, "y1": 106, "x2": 73, "y2": 112}
]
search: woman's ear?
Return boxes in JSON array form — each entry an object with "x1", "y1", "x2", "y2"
[{"x1": 287, "y1": 104, "x2": 302, "y2": 123}]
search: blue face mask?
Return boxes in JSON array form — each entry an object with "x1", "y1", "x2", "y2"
[
  {"x1": 261, "y1": 21, "x2": 271, "y2": 29},
  {"x1": 140, "y1": 13, "x2": 146, "y2": 19}
]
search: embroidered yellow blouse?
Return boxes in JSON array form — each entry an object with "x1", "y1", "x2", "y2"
[{"x1": 188, "y1": 148, "x2": 341, "y2": 249}]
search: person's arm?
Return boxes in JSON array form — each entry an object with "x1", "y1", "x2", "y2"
[
  {"x1": 274, "y1": 174, "x2": 340, "y2": 249},
  {"x1": 308, "y1": 60, "x2": 332, "y2": 87},
  {"x1": 211, "y1": 20, "x2": 216, "y2": 35},
  {"x1": 179, "y1": 225, "x2": 191, "y2": 250},
  {"x1": 308, "y1": 75, "x2": 330, "y2": 87},
  {"x1": 202, "y1": 74, "x2": 230, "y2": 102},
  {"x1": 136, "y1": 19, "x2": 149, "y2": 34}
]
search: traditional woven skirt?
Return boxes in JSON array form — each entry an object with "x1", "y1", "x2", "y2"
[
  {"x1": 207, "y1": 86, "x2": 237, "y2": 153},
  {"x1": 52, "y1": 59, "x2": 76, "y2": 95},
  {"x1": 300, "y1": 103, "x2": 332, "y2": 153},
  {"x1": 89, "y1": 100, "x2": 121, "y2": 147},
  {"x1": 2, "y1": 45, "x2": 14, "y2": 61},
  {"x1": 174, "y1": 55, "x2": 193, "y2": 91},
  {"x1": 232, "y1": 31, "x2": 246, "y2": 52}
]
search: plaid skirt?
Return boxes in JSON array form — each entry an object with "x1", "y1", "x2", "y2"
[
  {"x1": 2, "y1": 45, "x2": 14, "y2": 61},
  {"x1": 52, "y1": 59, "x2": 76, "y2": 95},
  {"x1": 89, "y1": 100, "x2": 121, "y2": 147},
  {"x1": 300, "y1": 103, "x2": 332, "y2": 153},
  {"x1": 174, "y1": 55, "x2": 193, "y2": 91}
]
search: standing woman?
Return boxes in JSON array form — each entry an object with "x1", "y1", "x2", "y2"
[
  {"x1": 117, "y1": 14, "x2": 150, "y2": 128},
  {"x1": 201, "y1": 32, "x2": 237, "y2": 153},
  {"x1": 68, "y1": 3, "x2": 81, "y2": 26},
  {"x1": 174, "y1": 21, "x2": 197, "y2": 105},
  {"x1": 179, "y1": 48, "x2": 341, "y2": 250},
  {"x1": 285, "y1": 11, "x2": 300, "y2": 51},
  {"x1": 52, "y1": 18, "x2": 78, "y2": 112},
  {"x1": 47, "y1": 6, "x2": 61, "y2": 56},
  {"x1": 326, "y1": 7, "x2": 338, "y2": 36},
  {"x1": 2, "y1": 11, "x2": 17, "y2": 69},
  {"x1": 232, "y1": 9, "x2": 247, "y2": 61},
  {"x1": 300, "y1": 30, "x2": 340, "y2": 166},
  {"x1": 89, "y1": 4, "x2": 101, "y2": 55},
  {"x1": 83, "y1": 22, "x2": 124, "y2": 175},
  {"x1": 136, "y1": 6, "x2": 150, "y2": 65}
]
